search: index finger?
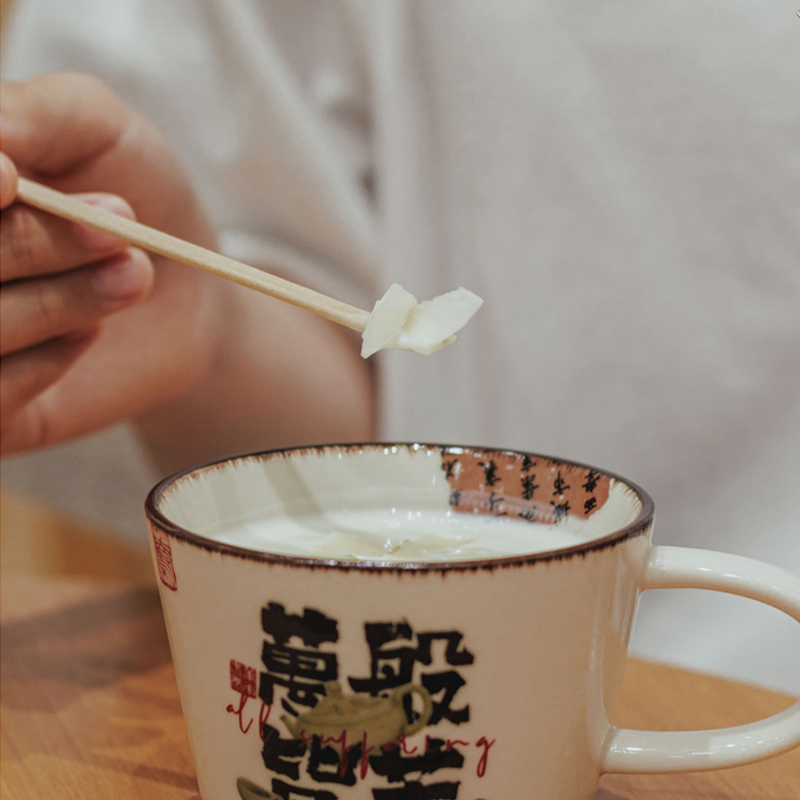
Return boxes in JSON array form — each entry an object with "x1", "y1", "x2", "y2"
[{"x1": 1, "y1": 193, "x2": 135, "y2": 282}]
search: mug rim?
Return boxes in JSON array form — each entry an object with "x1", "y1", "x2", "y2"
[{"x1": 144, "y1": 442, "x2": 655, "y2": 572}]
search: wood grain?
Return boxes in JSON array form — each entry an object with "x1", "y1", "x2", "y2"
[
  {"x1": 1, "y1": 575, "x2": 197, "y2": 799},
  {"x1": 0, "y1": 488, "x2": 153, "y2": 583}
]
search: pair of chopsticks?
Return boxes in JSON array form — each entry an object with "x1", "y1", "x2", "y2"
[{"x1": 15, "y1": 178, "x2": 371, "y2": 332}]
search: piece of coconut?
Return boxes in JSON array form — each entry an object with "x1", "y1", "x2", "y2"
[
  {"x1": 360, "y1": 284, "x2": 483, "y2": 358},
  {"x1": 360, "y1": 284, "x2": 418, "y2": 358},
  {"x1": 393, "y1": 287, "x2": 484, "y2": 355}
]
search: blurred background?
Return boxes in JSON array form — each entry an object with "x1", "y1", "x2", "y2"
[{"x1": 1, "y1": 0, "x2": 798, "y2": 695}]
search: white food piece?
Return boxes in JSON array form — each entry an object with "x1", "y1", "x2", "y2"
[
  {"x1": 361, "y1": 284, "x2": 484, "y2": 358},
  {"x1": 360, "y1": 284, "x2": 418, "y2": 358}
]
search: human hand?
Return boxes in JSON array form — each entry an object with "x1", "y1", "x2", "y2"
[{"x1": 0, "y1": 73, "x2": 224, "y2": 455}]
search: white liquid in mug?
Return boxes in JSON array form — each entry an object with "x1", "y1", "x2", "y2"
[{"x1": 204, "y1": 507, "x2": 597, "y2": 562}]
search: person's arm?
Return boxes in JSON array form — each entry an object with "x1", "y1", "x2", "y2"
[
  {"x1": 134, "y1": 280, "x2": 376, "y2": 475},
  {"x1": 0, "y1": 74, "x2": 376, "y2": 472}
]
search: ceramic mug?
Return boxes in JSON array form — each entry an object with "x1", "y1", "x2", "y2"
[{"x1": 145, "y1": 444, "x2": 800, "y2": 800}]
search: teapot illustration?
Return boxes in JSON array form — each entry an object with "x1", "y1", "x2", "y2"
[
  {"x1": 282, "y1": 681, "x2": 433, "y2": 748},
  {"x1": 236, "y1": 776, "x2": 282, "y2": 800}
]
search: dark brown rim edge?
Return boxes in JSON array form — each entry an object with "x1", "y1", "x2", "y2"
[{"x1": 144, "y1": 443, "x2": 655, "y2": 572}]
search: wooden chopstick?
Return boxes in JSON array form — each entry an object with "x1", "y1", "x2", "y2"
[{"x1": 15, "y1": 177, "x2": 371, "y2": 333}]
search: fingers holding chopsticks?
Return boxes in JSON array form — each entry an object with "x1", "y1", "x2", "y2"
[
  {"x1": 1, "y1": 189, "x2": 139, "y2": 280},
  {"x1": 0, "y1": 247, "x2": 153, "y2": 355},
  {"x1": 0, "y1": 150, "x2": 154, "y2": 444},
  {"x1": 1, "y1": 151, "x2": 154, "y2": 337}
]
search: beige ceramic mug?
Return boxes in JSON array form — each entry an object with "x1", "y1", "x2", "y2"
[{"x1": 145, "y1": 443, "x2": 800, "y2": 799}]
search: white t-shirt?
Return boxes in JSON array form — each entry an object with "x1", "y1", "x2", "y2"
[{"x1": 3, "y1": 0, "x2": 799, "y2": 693}]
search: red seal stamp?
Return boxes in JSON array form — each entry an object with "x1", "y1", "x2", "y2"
[
  {"x1": 152, "y1": 529, "x2": 178, "y2": 591},
  {"x1": 230, "y1": 660, "x2": 258, "y2": 699}
]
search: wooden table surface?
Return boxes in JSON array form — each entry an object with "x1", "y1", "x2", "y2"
[{"x1": 1, "y1": 492, "x2": 799, "y2": 799}]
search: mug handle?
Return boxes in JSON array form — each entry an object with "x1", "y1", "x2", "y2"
[{"x1": 602, "y1": 545, "x2": 800, "y2": 773}]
